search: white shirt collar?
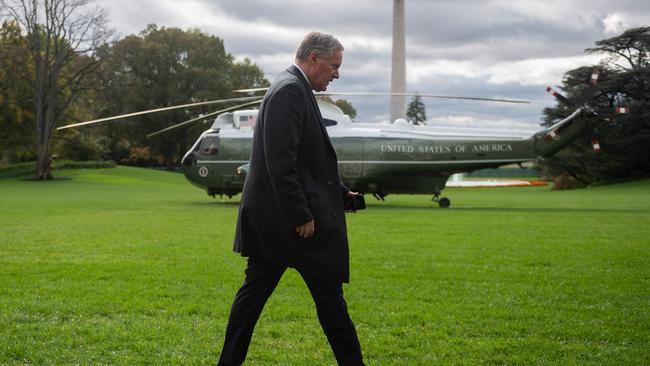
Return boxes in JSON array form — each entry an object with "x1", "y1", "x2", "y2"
[{"x1": 294, "y1": 64, "x2": 311, "y2": 88}]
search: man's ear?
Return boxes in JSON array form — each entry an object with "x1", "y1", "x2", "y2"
[{"x1": 308, "y1": 52, "x2": 318, "y2": 64}]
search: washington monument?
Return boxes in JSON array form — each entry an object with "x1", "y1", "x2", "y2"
[{"x1": 390, "y1": 0, "x2": 406, "y2": 122}]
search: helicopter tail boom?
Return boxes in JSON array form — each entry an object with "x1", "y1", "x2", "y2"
[{"x1": 535, "y1": 107, "x2": 591, "y2": 157}]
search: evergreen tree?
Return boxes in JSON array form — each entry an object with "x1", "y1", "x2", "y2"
[
  {"x1": 406, "y1": 93, "x2": 426, "y2": 125},
  {"x1": 541, "y1": 27, "x2": 650, "y2": 183}
]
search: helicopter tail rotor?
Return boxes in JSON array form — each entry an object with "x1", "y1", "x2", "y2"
[
  {"x1": 546, "y1": 86, "x2": 577, "y2": 108},
  {"x1": 545, "y1": 67, "x2": 631, "y2": 154}
]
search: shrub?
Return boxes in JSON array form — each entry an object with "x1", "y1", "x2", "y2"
[
  {"x1": 0, "y1": 160, "x2": 116, "y2": 179},
  {"x1": 53, "y1": 130, "x2": 111, "y2": 161}
]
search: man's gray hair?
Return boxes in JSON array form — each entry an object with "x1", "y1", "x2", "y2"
[{"x1": 295, "y1": 31, "x2": 344, "y2": 63}]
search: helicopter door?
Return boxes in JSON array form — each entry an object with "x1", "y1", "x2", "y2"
[
  {"x1": 240, "y1": 136, "x2": 252, "y2": 160},
  {"x1": 339, "y1": 137, "x2": 363, "y2": 177}
]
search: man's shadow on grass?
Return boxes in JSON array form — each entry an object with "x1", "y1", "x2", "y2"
[
  {"x1": 367, "y1": 204, "x2": 647, "y2": 214},
  {"x1": 184, "y1": 199, "x2": 648, "y2": 213}
]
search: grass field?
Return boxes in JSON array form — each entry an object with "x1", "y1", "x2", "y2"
[{"x1": 1, "y1": 166, "x2": 649, "y2": 365}]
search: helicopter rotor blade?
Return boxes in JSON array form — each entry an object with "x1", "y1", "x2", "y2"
[
  {"x1": 233, "y1": 87, "x2": 269, "y2": 93},
  {"x1": 546, "y1": 86, "x2": 576, "y2": 108},
  {"x1": 317, "y1": 92, "x2": 529, "y2": 104},
  {"x1": 235, "y1": 88, "x2": 529, "y2": 104},
  {"x1": 56, "y1": 96, "x2": 263, "y2": 131},
  {"x1": 146, "y1": 99, "x2": 263, "y2": 138}
]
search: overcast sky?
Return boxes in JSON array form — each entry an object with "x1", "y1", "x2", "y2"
[{"x1": 100, "y1": 0, "x2": 650, "y2": 129}]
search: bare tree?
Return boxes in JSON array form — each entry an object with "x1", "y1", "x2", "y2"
[{"x1": 1, "y1": 0, "x2": 113, "y2": 179}]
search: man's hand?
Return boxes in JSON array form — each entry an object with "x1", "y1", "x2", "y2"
[
  {"x1": 296, "y1": 220, "x2": 315, "y2": 238},
  {"x1": 345, "y1": 191, "x2": 360, "y2": 213}
]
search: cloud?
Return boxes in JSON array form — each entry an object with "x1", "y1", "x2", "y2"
[
  {"x1": 97, "y1": 0, "x2": 650, "y2": 128},
  {"x1": 602, "y1": 13, "x2": 629, "y2": 35},
  {"x1": 234, "y1": 52, "x2": 294, "y2": 77},
  {"x1": 486, "y1": 55, "x2": 603, "y2": 85},
  {"x1": 406, "y1": 54, "x2": 603, "y2": 88}
]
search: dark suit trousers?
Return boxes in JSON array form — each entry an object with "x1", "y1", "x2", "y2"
[{"x1": 218, "y1": 257, "x2": 364, "y2": 366}]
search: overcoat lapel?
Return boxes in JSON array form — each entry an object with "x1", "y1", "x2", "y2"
[{"x1": 287, "y1": 66, "x2": 336, "y2": 155}]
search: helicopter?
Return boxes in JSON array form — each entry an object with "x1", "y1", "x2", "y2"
[
  {"x1": 180, "y1": 94, "x2": 600, "y2": 207},
  {"x1": 57, "y1": 84, "x2": 609, "y2": 208}
]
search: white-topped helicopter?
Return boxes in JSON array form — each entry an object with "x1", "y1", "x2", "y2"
[{"x1": 58, "y1": 85, "x2": 607, "y2": 207}]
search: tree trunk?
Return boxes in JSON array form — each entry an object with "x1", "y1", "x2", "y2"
[
  {"x1": 34, "y1": 143, "x2": 53, "y2": 180},
  {"x1": 33, "y1": 50, "x2": 54, "y2": 180}
]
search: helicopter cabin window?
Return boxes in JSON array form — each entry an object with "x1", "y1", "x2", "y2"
[
  {"x1": 323, "y1": 118, "x2": 337, "y2": 127},
  {"x1": 239, "y1": 114, "x2": 257, "y2": 128},
  {"x1": 200, "y1": 136, "x2": 219, "y2": 155}
]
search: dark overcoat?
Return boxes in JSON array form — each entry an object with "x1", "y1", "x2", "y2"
[{"x1": 234, "y1": 65, "x2": 351, "y2": 283}]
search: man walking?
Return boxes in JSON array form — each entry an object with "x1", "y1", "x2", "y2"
[{"x1": 217, "y1": 32, "x2": 365, "y2": 366}]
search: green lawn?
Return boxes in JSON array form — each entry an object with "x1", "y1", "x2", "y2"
[{"x1": 1, "y1": 166, "x2": 648, "y2": 365}]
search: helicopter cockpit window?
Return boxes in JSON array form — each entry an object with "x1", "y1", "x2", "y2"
[
  {"x1": 200, "y1": 136, "x2": 219, "y2": 155},
  {"x1": 323, "y1": 118, "x2": 337, "y2": 127}
]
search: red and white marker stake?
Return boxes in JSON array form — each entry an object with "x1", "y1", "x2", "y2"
[
  {"x1": 592, "y1": 138, "x2": 601, "y2": 153},
  {"x1": 591, "y1": 69, "x2": 600, "y2": 85},
  {"x1": 546, "y1": 86, "x2": 559, "y2": 97},
  {"x1": 547, "y1": 129, "x2": 560, "y2": 139}
]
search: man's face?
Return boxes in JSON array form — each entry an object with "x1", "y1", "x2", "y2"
[{"x1": 309, "y1": 49, "x2": 343, "y2": 92}]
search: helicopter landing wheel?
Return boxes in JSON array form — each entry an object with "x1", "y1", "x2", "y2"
[{"x1": 438, "y1": 197, "x2": 451, "y2": 208}]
